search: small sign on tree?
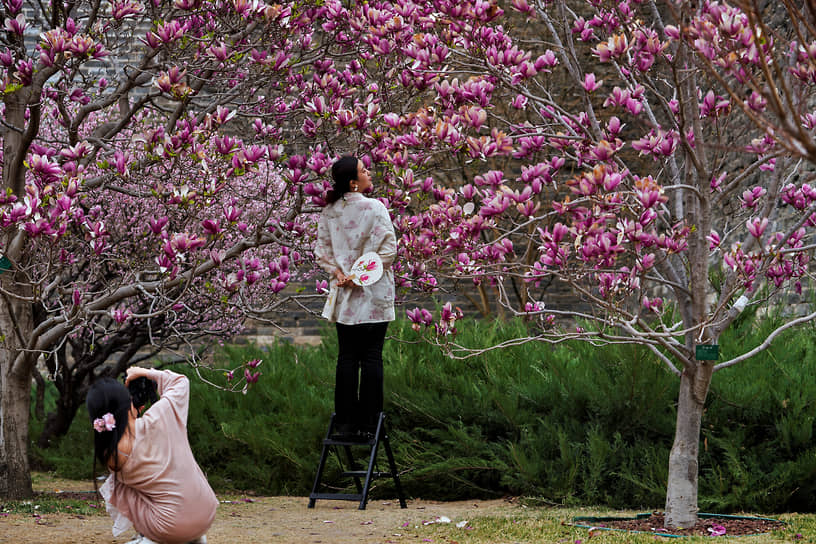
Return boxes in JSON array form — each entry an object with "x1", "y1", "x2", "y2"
[{"x1": 695, "y1": 345, "x2": 719, "y2": 361}]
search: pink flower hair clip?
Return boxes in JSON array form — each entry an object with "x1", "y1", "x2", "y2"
[{"x1": 93, "y1": 412, "x2": 116, "y2": 432}]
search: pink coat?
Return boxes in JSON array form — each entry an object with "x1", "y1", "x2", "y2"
[{"x1": 100, "y1": 369, "x2": 218, "y2": 543}]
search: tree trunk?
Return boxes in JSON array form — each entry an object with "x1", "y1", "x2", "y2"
[
  {"x1": 664, "y1": 361, "x2": 713, "y2": 528},
  {"x1": 37, "y1": 396, "x2": 82, "y2": 449},
  {"x1": 0, "y1": 298, "x2": 36, "y2": 499},
  {"x1": 32, "y1": 368, "x2": 46, "y2": 421}
]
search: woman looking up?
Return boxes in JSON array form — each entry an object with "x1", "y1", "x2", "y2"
[{"x1": 316, "y1": 155, "x2": 397, "y2": 438}]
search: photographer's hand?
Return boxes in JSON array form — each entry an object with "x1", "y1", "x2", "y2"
[{"x1": 125, "y1": 366, "x2": 152, "y2": 386}]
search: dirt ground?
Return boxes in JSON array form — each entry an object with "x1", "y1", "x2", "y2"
[{"x1": 0, "y1": 475, "x2": 519, "y2": 544}]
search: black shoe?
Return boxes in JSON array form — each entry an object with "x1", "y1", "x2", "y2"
[
  {"x1": 362, "y1": 423, "x2": 378, "y2": 433},
  {"x1": 332, "y1": 423, "x2": 358, "y2": 441}
]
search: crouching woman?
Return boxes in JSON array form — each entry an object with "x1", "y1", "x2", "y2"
[{"x1": 86, "y1": 367, "x2": 218, "y2": 544}]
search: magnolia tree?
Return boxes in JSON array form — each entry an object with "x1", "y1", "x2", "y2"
[
  {"x1": 0, "y1": 0, "x2": 513, "y2": 499},
  {"x1": 372, "y1": 0, "x2": 816, "y2": 529},
  {"x1": 30, "y1": 148, "x2": 289, "y2": 448}
]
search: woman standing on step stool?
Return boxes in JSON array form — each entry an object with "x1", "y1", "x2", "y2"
[
  {"x1": 316, "y1": 155, "x2": 397, "y2": 439},
  {"x1": 86, "y1": 366, "x2": 218, "y2": 544}
]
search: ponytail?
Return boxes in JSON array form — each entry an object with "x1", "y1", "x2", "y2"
[{"x1": 326, "y1": 155, "x2": 359, "y2": 204}]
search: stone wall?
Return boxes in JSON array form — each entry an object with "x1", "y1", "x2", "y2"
[{"x1": 237, "y1": 275, "x2": 593, "y2": 346}]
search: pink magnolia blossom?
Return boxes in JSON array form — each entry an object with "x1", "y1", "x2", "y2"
[
  {"x1": 740, "y1": 186, "x2": 766, "y2": 208},
  {"x1": 4, "y1": 13, "x2": 26, "y2": 34},
  {"x1": 746, "y1": 217, "x2": 769, "y2": 238},
  {"x1": 582, "y1": 73, "x2": 603, "y2": 92},
  {"x1": 244, "y1": 369, "x2": 261, "y2": 384}
]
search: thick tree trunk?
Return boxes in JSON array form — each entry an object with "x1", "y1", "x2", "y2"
[
  {"x1": 0, "y1": 298, "x2": 36, "y2": 499},
  {"x1": 664, "y1": 362, "x2": 713, "y2": 528},
  {"x1": 32, "y1": 369, "x2": 46, "y2": 420}
]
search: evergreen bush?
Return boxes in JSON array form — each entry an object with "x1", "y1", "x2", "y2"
[{"x1": 30, "y1": 315, "x2": 816, "y2": 512}]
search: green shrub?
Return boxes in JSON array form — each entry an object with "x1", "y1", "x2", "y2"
[
  {"x1": 699, "y1": 314, "x2": 816, "y2": 512},
  {"x1": 185, "y1": 340, "x2": 335, "y2": 494},
  {"x1": 30, "y1": 315, "x2": 816, "y2": 512}
]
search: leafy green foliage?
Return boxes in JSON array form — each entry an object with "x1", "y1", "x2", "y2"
[
  {"x1": 699, "y1": 315, "x2": 816, "y2": 512},
  {"x1": 186, "y1": 341, "x2": 335, "y2": 494},
  {"x1": 30, "y1": 317, "x2": 816, "y2": 512}
]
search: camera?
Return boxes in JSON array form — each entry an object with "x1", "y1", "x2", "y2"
[{"x1": 127, "y1": 376, "x2": 159, "y2": 410}]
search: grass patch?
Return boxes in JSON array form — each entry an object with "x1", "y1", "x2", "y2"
[
  {"x1": 409, "y1": 507, "x2": 813, "y2": 544},
  {"x1": 0, "y1": 494, "x2": 104, "y2": 517},
  {"x1": 0, "y1": 472, "x2": 103, "y2": 517}
]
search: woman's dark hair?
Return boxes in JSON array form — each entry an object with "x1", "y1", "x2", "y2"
[
  {"x1": 128, "y1": 376, "x2": 158, "y2": 410},
  {"x1": 326, "y1": 155, "x2": 359, "y2": 204},
  {"x1": 86, "y1": 377, "x2": 132, "y2": 471}
]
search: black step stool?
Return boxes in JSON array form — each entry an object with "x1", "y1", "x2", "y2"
[{"x1": 308, "y1": 412, "x2": 407, "y2": 510}]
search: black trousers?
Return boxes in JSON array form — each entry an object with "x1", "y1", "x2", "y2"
[{"x1": 335, "y1": 321, "x2": 388, "y2": 429}]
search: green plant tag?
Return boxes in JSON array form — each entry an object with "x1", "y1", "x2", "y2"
[
  {"x1": 696, "y1": 344, "x2": 719, "y2": 360},
  {"x1": 0, "y1": 255, "x2": 10, "y2": 273}
]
